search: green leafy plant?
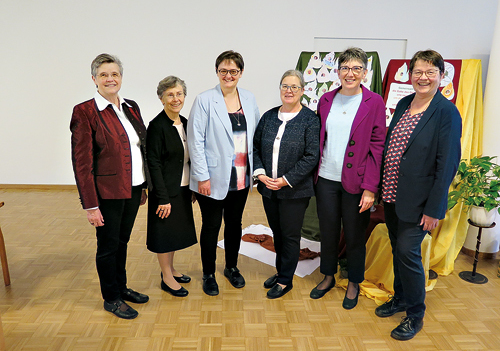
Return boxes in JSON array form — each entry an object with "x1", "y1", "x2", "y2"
[{"x1": 448, "y1": 156, "x2": 500, "y2": 214}]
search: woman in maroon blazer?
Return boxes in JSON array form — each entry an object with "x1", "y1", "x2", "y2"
[
  {"x1": 70, "y1": 53, "x2": 150, "y2": 319},
  {"x1": 310, "y1": 48, "x2": 386, "y2": 309}
]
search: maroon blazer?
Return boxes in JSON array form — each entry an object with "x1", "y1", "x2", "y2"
[
  {"x1": 70, "y1": 98, "x2": 149, "y2": 209},
  {"x1": 316, "y1": 86, "x2": 386, "y2": 194}
]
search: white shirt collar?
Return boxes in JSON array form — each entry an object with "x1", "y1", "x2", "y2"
[
  {"x1": 93, "y1": 91, "x2": 132, "y2": 111},
  {"x1": 278, "y1": 109, "x2": 299, "y2": 123}
]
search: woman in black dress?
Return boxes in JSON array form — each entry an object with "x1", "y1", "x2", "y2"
[{"x1": 147, "y1": 76, "x2": 197, "y2": 297}]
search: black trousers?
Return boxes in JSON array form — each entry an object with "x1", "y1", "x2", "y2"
[
  {"x1": 262, "y1": 193, "x2": 310, "y2": 286},
  {"x1": 95, "y1": 185, "x2": 142, "y2": 302},
  {"x1": 315, "y1": 177, "x2": 370, "y2": 283},
  {"x1": 196, "y1": 187, "x2": 249, "y2": 275},
  {"x1": 384, "y1": 202, "x2": 427, "y2": 319}
]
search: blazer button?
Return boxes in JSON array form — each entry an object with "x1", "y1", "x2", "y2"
[
  {"x1": 402, "y1": 156, "x2": 406, "y2": 160},
  {"x1": 346, "y1": 163, "x2": 352, "y2": 168},
  {"x1": 348, "y1": 152, "x2": 354, "y2": 157},
  {"x1": 349, "y1": 140, "x2": 355, "y2": 146}
]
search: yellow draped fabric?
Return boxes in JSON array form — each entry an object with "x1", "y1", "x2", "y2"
[
  {"x1": 429, "y1": 59, "x2": 483, "y2": 275},
  {"x1": 337, "y1": 59, "x2": 484, "y2": 302}
]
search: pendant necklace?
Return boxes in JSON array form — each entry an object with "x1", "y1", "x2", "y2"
[
  {"x1": 231, "y1": 113, "x2": 241, "y2": 126},
  {"x1": 340, "y1": 94, "x2": 352, "y2": 115},
  {"x1": 231, "y1": 106, "x2": 242, "y2": 126}
]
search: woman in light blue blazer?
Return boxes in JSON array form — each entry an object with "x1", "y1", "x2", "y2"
[{"x1": 187, "y1": 50, "x2": 260, "y2": 296}]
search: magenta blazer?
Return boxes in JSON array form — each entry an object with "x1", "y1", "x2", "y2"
[{"x1": 316, "y1": 85, "x2": 386, "y2": 194}]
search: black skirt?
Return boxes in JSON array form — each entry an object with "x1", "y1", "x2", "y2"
[{"x1": 147, "y1": 186, "x2": 197, "y2": 253}]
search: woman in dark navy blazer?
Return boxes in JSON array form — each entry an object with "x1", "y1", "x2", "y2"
[
  {"x1": 376, "y1": 50, "x2": 461, "y2": 341},
  {"x1": 253, "y1": 70, "x2": 320, "y2": 299},
  {"x1": 310, "y1": 48, "x2": 386, "y2": 309},
  {"x1": 146, "y1": 76, "x2": 197, "y2": 298}
]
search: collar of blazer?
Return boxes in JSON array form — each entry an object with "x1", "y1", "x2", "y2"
[
  {"x1": 159, "y1": 109, "x2": 186, "y2": 127},
  {"x1": 212, "y1": 84, "x2": 250, "y2": 144},
  {"x1": 319, "y1": 85, "x2": 372, "y2": 137},
  {"x1": 397, "y1": 90, "x2": 445, "y2": 152}
]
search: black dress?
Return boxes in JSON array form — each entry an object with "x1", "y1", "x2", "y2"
[{"x1": 146, "y1": 111, "x2": 197, "y2": 253}]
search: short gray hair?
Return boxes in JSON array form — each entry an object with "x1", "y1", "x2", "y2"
[
  {"x1": 91, "y1": 53, "x2": 123, "y2": 77},
  {"x1": 157, "y1": 76, "x2": 187, "y2": 99},
  {"x1": 280, "y1": 69, "x2": 305, "y2": 88},
  {"x1": 338, "y1": 47, "x2": 368, "y2": 69}
]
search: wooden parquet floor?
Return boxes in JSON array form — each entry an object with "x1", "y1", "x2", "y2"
[{"x1": 0, "y1": 188, "x2": 499, "y2": 350}]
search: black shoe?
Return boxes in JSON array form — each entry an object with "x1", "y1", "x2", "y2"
[
  {"x1": 375, "y1": 296, "x2": 406, "y2": 317},
  {"x1": 162, "y1": 272, "x2": 192, "y2": 284},
  {"x1": 161, "y1": 279, "x2": 189, "y2": 297},
  {"x1": 310, "y1": 278, "x2": 336, "y2": 299},
  {"x1": 224, "y1": 267, "x2": 245, "y2": 288},
  {"x1": 202, "y1": 274, "x2": 219, "y2": 296},
  {"x1": 342, "y1": 283, "x2": 360, "y2": 310},
  {"x1": 391, "y1": 317, "x2": 424, "y2": 340},
  {"x1": 174, "y1": 274, "x2": 191, "y2": 284},
  {"x1": 103, "y1": 299, "x2": 138, "y2": 319},
  {"x1": 263, "y1": 274, "x2": 278, "y2": 289},
  {"x1": 267, "y1": 283, "x2": 293, "y2": 299},
  {"x1": 120, "y1": 288, "x2": 149, "y2": 304}
]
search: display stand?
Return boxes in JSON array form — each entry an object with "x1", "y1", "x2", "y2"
[{"x1": 458, "y1": 219, "x2": 494, "y2": 284}]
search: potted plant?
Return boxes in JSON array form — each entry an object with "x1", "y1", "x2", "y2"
[{"x1": 448, "y1": 156, "x2": 500, "y2": 226}]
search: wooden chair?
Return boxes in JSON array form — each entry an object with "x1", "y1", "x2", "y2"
[{"x1": 0, "y1": 202, "x2": 11, "y2": 286}]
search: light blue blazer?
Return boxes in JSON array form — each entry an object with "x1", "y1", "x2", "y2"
[{"x1": 187, "y1": 84, "x2": 260, "y2": 200}]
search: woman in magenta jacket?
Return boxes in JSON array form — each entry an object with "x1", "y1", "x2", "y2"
[{"x1": 310, "y1": 47, "x2": 386, "y2": 309}]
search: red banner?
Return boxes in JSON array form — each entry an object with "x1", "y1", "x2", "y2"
[{"x1": 382, "y1": 59, "x2": 462, "y2": 126}]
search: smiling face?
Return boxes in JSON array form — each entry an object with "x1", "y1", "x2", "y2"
[
  {"x1": 280, "y1": 75, "x2": 304, "y2": 108},
  {"x1": 338, "y1": 59, "x2": 367, "y2": 95},
  {"x1": 160, "y1": 84, "x2": 185, "y2": 117},
  {"x1": 217, "y1": 59, "x2": 242, "y2": 91},
  {"x1": 91, "y1": 62, "x2": 122, "y2": 100},
  {"x1": 410, "y1": 59, "x2": 444, "y2": 99}
]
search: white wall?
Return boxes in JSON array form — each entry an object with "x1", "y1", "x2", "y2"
[{"x1": 0, "y1": 0, "x2": 497, "y2": 185}]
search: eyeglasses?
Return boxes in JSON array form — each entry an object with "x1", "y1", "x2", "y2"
[
  {"x1": 411, "y1": 69, "x2": 440, "y2": 78},
  {"x1": 97, "y1": 72, "x2": 121, "y2": 79},
  {"x1": 280, "y1": 84, "x2": 302, "y2": 93},
  {"x1": 338, "y1": 66, "x2": 365, "y2": 75},
  {"x1": 218, "y1": 69, "x2": 241, "y2": 76},
  {"x1": 164, "y1": 92, "x2": 184, "y2": 100}
]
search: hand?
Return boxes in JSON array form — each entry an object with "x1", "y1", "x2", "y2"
[
  {"x1": 274, "y1": 177, "x2": 288, "y2": 189},
  {"x1": 87, "y1": 208, "x2": 104, "y2": 227},
  {"x1": 359, "y1": 190, "x2": 375, "y2": 213},
  {"x1": 140, "y1": 189, "x2": 148, "y2": 205},
  {"x1": 198, "y1": 180, "x2": 211, "y2": 196},
  {"x1": 156, "y1": 204, "x2": 171, "y2": 219},
  {"x1": 420, "y1": 214, "x2": 439, "y2": 232},
  {"x1": 258, "y1": 175, "x2": 287, "y2": 190}
]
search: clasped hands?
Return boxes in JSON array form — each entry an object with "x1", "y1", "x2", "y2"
[{"x1": 257, "y1": 175, "x2": 288, "y2": 190}]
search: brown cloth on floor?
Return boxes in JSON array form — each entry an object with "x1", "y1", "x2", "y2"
[{"x1": 241, "y1": 234, "x2": 320, "y2": 260}]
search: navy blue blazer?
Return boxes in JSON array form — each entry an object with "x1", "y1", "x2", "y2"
[
  {"x1": 384, "y1": 90, "x2": 462, "y2": 222},
  {"x1": 253, "y1": 106, "x2": 320, "y2": 199}
]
